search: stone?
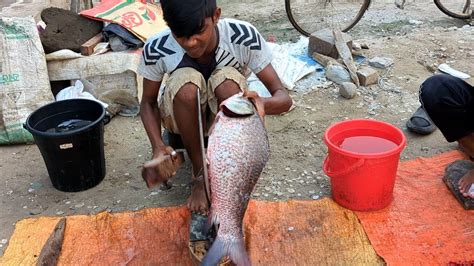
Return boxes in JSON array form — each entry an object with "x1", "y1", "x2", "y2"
[
  {"x1": 29, "y1": 208, "x2": 43, "y2": 215},
  {"x1": 339, "y1": 82, "x2": 357, "y2": 99},
  {"x1": 369, "y1": 57, "x2": 394, "y2": 69},
  {"x1": 352, "y1": 42, "x2": 362, "y2": 50},
  {"x1": 326, "y1": 63, "x2": 351, "y2": 85},
  {"x1": 308, "y1": 28, "x2": 352, "y2": 59},
  {"x1": 357, "y1": 66, "x2": 379, "y2": 86}
]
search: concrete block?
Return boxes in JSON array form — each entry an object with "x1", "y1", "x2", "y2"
[
  {"x1": 357, "y1": 66, "x2": 379, "y2": 86},
  {"x1": 308, "y1": 28, "x2": 352, "y2": 59}
]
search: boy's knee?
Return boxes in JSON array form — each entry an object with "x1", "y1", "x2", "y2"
[
  {"x1": 214, "y1": 79, "x2": 242, "y2": 101},
  {"x1": 420, "y1": 74, "x2": 471, "y2": 111},
  {"x1": 419, "y1": 75, "x2": 450, "y2": 110},
  {"x1": 167, "y1": 67, "x2": 205, "y2": 106},
  {"x1": 210, "y1": 66, "x2": 247, "y2": 102},
  {"x1": 174, "y1": 83, "x2": 199, "y2": 105}
]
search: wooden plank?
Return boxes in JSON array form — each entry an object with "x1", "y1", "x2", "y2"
[
  {"x1": 36, "y1": 218, "x2": 66, "y2": 266},
  {"x1": 80, "y1": 33, "x2": 103, "y2": 56},
  {"x1": 311, "y1": 51, "x2": 343, "y2": 68},
  {"x1": 333, "y1": 30, "x2": 360, "y2": 87}
]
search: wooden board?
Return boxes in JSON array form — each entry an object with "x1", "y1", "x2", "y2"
[{"x1": 80, "y1": 33, "x2": 103, "y2": 56}]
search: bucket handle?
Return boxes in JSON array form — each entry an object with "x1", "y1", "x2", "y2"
[{"x1": 323, "y1": 156, "x2": 365, "y2": 178}]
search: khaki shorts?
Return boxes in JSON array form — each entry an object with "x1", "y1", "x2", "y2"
[{"x1": 158, "y1": 66, "x2": 248, "y2": 135}]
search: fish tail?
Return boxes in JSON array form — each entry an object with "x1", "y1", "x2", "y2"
[
  {"x1": 201, "y1": 237, "x2": 250, "y2": 266},
  {"x1": 228, "y1": 238, "x2": 251, "y2": 266}
]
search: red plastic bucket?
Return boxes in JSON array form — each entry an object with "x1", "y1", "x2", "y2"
[{"x1": 323, "y1": 119, "x2": 406, "y2": 211}]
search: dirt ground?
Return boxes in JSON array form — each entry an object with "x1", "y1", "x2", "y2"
[{"x1": 1, "y1": 0, "x2": 473, "y2": 256}]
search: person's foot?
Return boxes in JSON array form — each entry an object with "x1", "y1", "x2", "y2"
[
  {"x1": 458, "y1": 170, "x2": 474, "y2": 198},
  {"x1": 187, "y1": 174, "x2": 209, "y2": 215}
]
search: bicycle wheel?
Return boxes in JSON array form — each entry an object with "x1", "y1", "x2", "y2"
[
  {"x1": 434, "y1": 0, "x2": 471, "y2": 19},
  {"x1": 285, "y1": 0, "x2": 371, "y2": 36}
]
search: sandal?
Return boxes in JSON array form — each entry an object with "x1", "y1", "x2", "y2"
[
  {"x1": 443, "y1": 160, "x2": 474, "y2": 210},
  {"x1": 406, "y1": 106, "x2": 436, "y2": 135}
]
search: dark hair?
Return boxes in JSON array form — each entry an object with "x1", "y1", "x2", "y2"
[{"x1": 160, "y1": 0, "x2": 217, "y2": 38}]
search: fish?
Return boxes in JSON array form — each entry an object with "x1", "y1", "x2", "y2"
[{"x1": 201, "y1": 91, "x2": 270, "y2": 266}]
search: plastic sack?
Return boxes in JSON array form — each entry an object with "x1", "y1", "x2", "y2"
[
  {"x1": 56, "y1": 80, "x2": 108, "y2": 109},
  {"x1": 0, "y1": 17, "x2": 54, "y2": 145}
]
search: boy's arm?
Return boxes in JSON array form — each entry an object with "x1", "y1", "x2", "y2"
[
  {"x1": 255, "y1": 63, "x2": 293, "y2": 115},
  {"x1": 140, "y1": 78, "x2": 167, "y2": 157}
]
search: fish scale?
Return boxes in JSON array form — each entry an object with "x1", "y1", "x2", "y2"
[{"x1": 202, "y1": 98, "x2": 269, "y2": 266}]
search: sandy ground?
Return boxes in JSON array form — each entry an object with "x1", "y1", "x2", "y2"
[{"x1": 0, "y1": 0, "x2": 473, "y2": 256}]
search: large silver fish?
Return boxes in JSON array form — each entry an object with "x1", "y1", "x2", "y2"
[{"x1": 202, "y1": 91, "x2": 270, "y2": 266}]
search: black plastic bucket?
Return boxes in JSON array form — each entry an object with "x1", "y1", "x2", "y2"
[{"x1": 24, "y1": 99, "x2": 106, "y2": 192}]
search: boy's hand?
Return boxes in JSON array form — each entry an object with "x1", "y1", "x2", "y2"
[
  {"x1": 142, "y1": 145, "x2": 183, "y2": 188},
  {"x1": 152, "y1": 145, "x2": 175, "y2": 161}
]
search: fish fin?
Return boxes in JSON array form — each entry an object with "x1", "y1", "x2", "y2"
[
  {"x1": 204, "y1": 212, "x2": 213, "y2": 235},
  {"x1": 243, "y1": 90, "x2": 265, "y2": 121},
  {"x1": 201, "y1": 237, "x2": 250, "y2": 266},
  {"x1": 201, "y1": 237, "x2": 227, "y2": 266},
  {"x1": 204, "y1": 211, "x2": 219, "y2": 235}
]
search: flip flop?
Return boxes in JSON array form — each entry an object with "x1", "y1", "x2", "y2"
[
  {"x1": 406, "y1": 107, "x2": 436, "y2": 135},
  {"x1": 443, "y1": 160, "x2": 474, "y2": 210}
]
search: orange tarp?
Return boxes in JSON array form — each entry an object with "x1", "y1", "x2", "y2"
[
  {"x1": 0, "y1": 199, "x2": 382, "y2": 265},
  {"x1": 356, "y1": 150, "x2": 474, "y2": 265}
]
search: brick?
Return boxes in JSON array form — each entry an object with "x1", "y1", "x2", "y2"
[
  {"x1": 308, "y1": 28, "x2": 352, "y2": 59},
  {"x1": 356, "y1": 66, "x2": 379, "y2": 86}
]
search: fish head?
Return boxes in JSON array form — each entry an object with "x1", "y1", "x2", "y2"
[
  {"x1": 219, "y1": 93, "x2": 254, "y2": 117},
  {"x1": 219, "y1": 91, "x2": 265, "y2": 121}
]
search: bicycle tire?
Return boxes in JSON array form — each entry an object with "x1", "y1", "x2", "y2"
[
  {"x1": 434, "y1": 0, "x2": 471, "y2": 19},
  {"x1": 285, "y1": 0, "x2": 371, "y2": 37}
]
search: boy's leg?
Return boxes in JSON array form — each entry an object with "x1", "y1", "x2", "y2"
[
  {"x1": 420, "y1": 74, "x2": 474, "y2": 196},
  {"x1": 420, "y1": 74, "x2": 474, "y2": 145},
  {"x1": 160, "y1": 68, "x2": 210, "y2": 214},
  {"x1": 208, "y1": 66, "x2": 251, "y2": 113}
]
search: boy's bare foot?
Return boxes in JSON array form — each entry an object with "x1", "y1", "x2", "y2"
[
  {"x1": 458, "y1": 170, "x2": 474, "y2": 198},
  {"x1": 187, "y1": 175, "x2": 209, "y2": 215}
]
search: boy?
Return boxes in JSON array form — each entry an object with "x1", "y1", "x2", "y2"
[
  {"x1": 419, "y1": 74, "x2": 474, "y2": 198},
  {"x1": 137, "y1": 0, "x2": 292, "y2": 214}
]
